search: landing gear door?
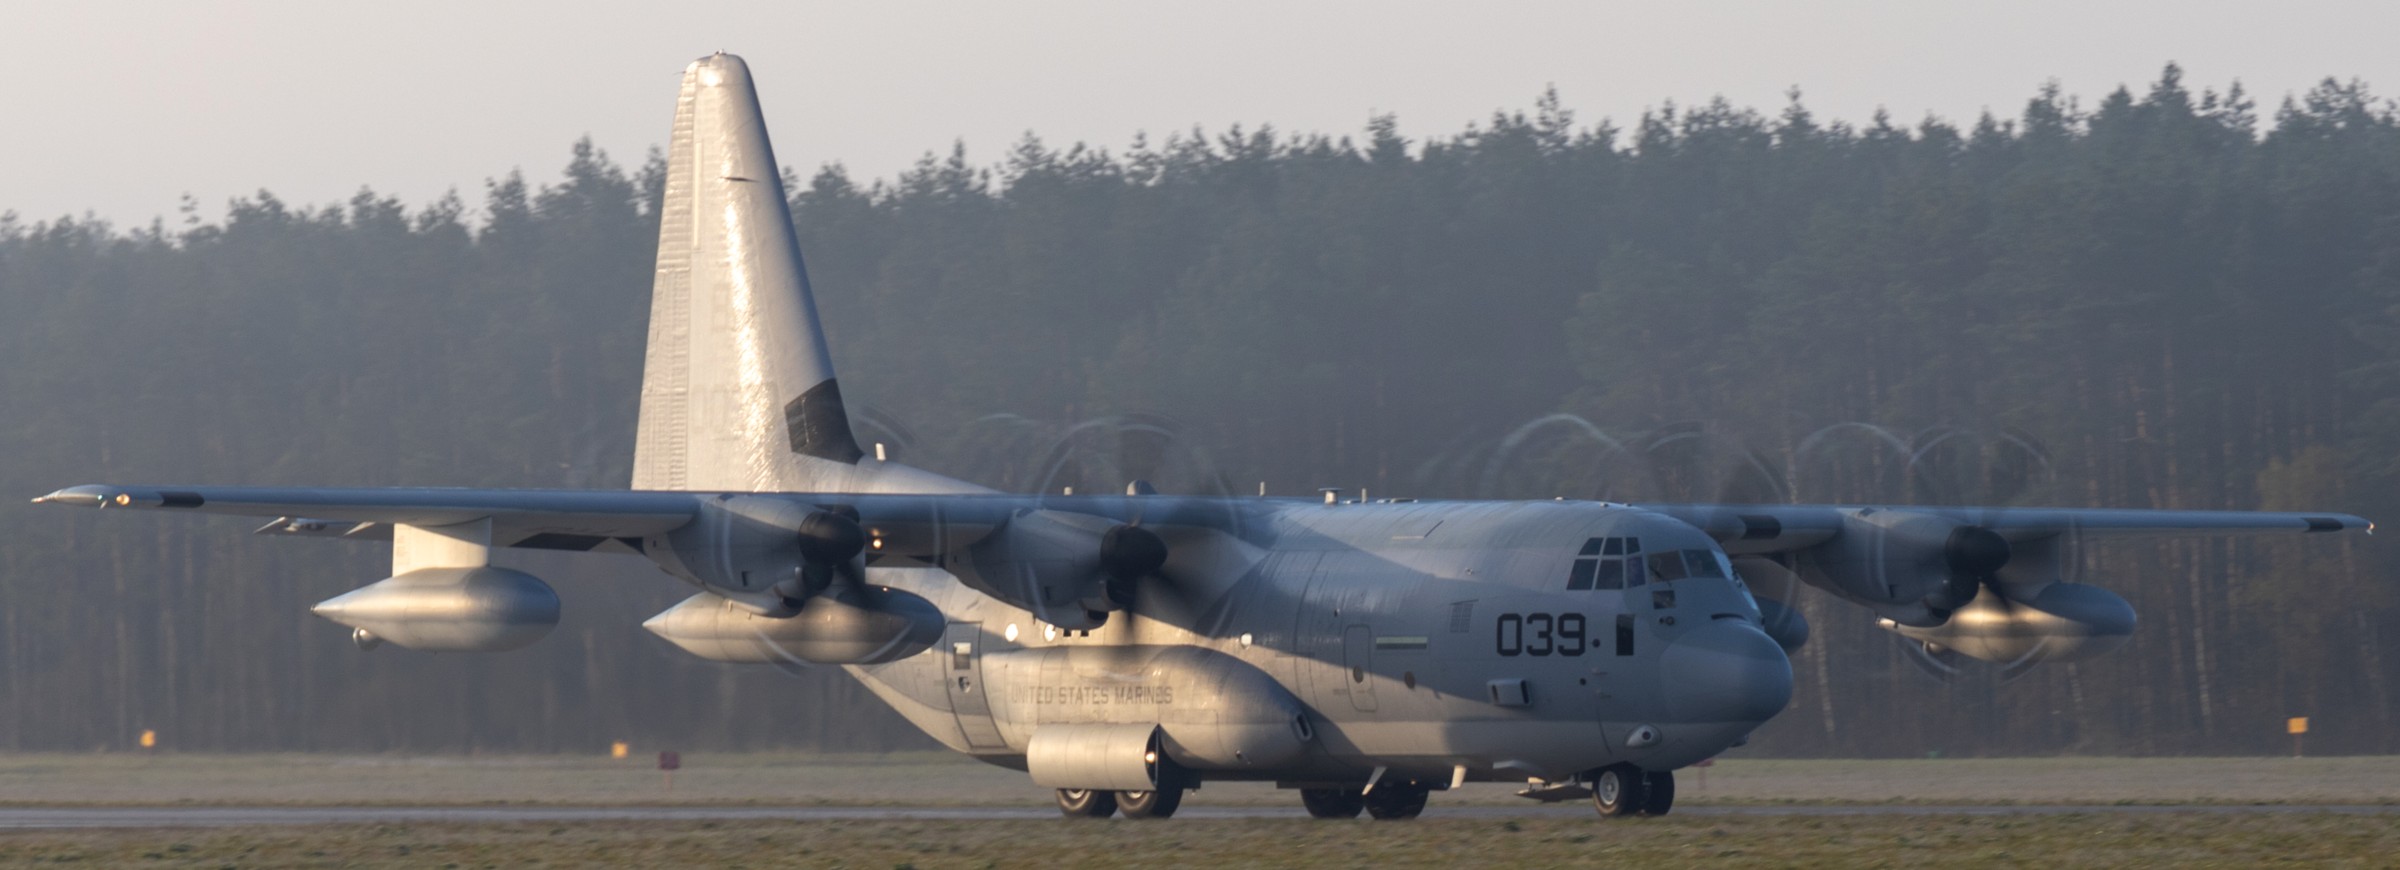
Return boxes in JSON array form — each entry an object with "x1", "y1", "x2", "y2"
[{"x1": 942, "y1": 623, "x2": 1007, "y2": 749}]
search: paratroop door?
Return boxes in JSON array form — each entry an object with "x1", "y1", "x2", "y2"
[{"x1": 942, "y1": 623, "x2": 1007, "y2": 749}]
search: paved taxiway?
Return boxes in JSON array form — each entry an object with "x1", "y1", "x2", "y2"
[{"x1": 3, "y1": 804, "x2": 2394, "y2": 829}]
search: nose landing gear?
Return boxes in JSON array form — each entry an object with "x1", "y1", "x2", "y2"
[
  {"x1": 1363, "y1": 785, "x2": 1429, "y2": 820},
  {"x1": 1591, "y1": 763, "x2": 1675, "y2": 817},
  {"x1": 1298, "y1": 783, "x2": 1428, "y2": 820}
]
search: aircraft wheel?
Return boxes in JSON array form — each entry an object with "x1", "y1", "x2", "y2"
[
  {"x1": 1117, "y1": 788, "x2": 1183, "y2": 819},
  {"x1": 1056, "y1": 788, "x2": 1118, "y2": 818},
  {"x1": 1591, "y1": 764, "x2": 1648, "y2": 818},
  {"x1": 1300, "y1": 788, "x2": 1365, "y2": 819},
  {"x1": 1640, "y1": 770, "x2": 1676, "y2": 816},
  {"x1": 1362, "y1": 786, "x2": 1428, "y2": 820}
]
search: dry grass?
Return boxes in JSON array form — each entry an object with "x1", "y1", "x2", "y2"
[
  {"x1": 1673, "y1": 756, "x2": 2400, "y2": 805},
  {"x1": 0, "y1": 753, "x2": 2394, "y2": 807},
  {"x1": 1, "y1": 813, "x2": 2396, "y2": 869}
]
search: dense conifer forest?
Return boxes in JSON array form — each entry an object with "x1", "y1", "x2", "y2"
[{"x1": 3, "y1": 66, "x2": 2395, "y2": 755}]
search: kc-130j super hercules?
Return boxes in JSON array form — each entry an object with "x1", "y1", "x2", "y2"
[{"x1": 37, "y1": 54, "x2": 2372, "y2": 820}]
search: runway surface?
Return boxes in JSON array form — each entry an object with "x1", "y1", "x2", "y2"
[{"x1": 3, "y1": 803, "x2": 2394, "y2": 829}]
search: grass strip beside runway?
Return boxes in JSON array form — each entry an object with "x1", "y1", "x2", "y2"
[
  {"x1": 2, "y1": 813, "x2": 2396, "y2": 868},
  {"x1": 0, "y1": 753, "x2": 2395, "y2": 807}
]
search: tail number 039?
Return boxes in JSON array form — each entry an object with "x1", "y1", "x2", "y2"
[{"x1": 1495, "y1": 613, "x2": 1586, "y2": 657}]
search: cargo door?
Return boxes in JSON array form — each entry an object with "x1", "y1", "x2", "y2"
[{"x1": 942, "y1": 623, "x2": 1007, "y2": 749}]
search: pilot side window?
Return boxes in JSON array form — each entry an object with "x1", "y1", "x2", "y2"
[
  {"x1": 1566, "y1": 537, "x2": 1644, "y2": 590},
  {"x1": 1647, "y1": 551, "x2": 1688, "y2": 582}
]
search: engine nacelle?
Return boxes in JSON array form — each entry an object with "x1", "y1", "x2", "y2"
[
  {"x1": 311, "y1": 567, "x2": 560, "y2": 652},
  {"x1": 642, "y1": 584, "x2": 942, "y2": 665},
  {"x1": 1796, "y1": 509, "x2": 2016, "y2": 627},
  {"x1": 951, "y1": 509, "x2": 1166, "y2": 631},
  {"x1": 1795, "y1": 509, "x2": 1963, "y2": 623},
  {"x1": 646, "y1": 495, "x2": 875, "y2": 616},
  {"x1": 1796, "y1": 511, "x2": 2139, "y2": 667},
  {"x1": 1880, "y1": 581, "x2": 2136, "y2": 664},
  {"x1": 651, "y1": 495, "x2": 818, "y2": 597}
]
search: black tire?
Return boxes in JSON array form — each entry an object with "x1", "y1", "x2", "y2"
[
  {"x1": 1117, "y1": 788, "x2": 1183, "y2": 819},
  {"x1": 1056, "y1": 788, "x2": 1117, "y2": 818},
  {"x1": 1300, "y1": 788, "x2": 1365, "y2": 819},
  {"x1": 1592, "y1": 764, "x2": 1648, "y2": 818},
  {"x1": 1362, "y1": 786, "x2": 1428, "y2": 820},
  {"x1": 1640, "y1": 770, "x2": 1675, "y2": 817}
]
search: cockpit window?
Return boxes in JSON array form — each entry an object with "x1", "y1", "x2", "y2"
[
  {"x1": 1567, "y1": 558, "x2": 1597, "y2": 590},
  {"x1": 1566, "y1": 537, "x2": 1646, "y2": 590},
  {"x1": 1647, "y1": 551, "x2": 1689, "y2": 582},
  {"x1": 1591, "y1": 546, "x2": 1726, "y2": 591}
]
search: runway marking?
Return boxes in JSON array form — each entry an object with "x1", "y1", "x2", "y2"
[{"x1": 0, "y1": 804, "x2": 2393, "y2": 829}]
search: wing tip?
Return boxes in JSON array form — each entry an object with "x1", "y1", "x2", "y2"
[{"x1": 32, "y1": 485, "x2": 115, "y2": 507}]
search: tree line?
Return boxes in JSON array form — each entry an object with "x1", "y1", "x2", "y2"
[{"x1": 2, "y1": 65, "x2": 2394, "y2": 756}]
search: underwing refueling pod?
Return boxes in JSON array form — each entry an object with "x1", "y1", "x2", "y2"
[{"x1": 34, "y1": 52, "x2": 2370, "y2": 822}]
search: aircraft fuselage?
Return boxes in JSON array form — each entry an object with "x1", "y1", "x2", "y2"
[{"x1": 813, "y1": 499, "x2": 1792, "y2": 788}]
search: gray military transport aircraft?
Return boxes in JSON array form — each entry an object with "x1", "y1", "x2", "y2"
[{"x1": 36, "y1": 53, "x2": 2372, "y2": 820}]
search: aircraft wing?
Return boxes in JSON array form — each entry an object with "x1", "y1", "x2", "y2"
[
  {"x1": 1638, "y1": 502, "x2": 2372, "y2": 555},
  {"x1": 32, "y1": 484, "x2": 703, "y2": 550},
  {"x1": 27, "y1": 483, "x2": 1252, "y2": 554}
]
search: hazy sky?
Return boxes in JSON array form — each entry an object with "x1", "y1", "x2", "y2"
[{"x1": 8, "y1": 1, "x2": 2397, "y2": 226}]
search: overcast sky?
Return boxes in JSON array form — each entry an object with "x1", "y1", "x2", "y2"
[{"x1": 7, "y1": 0, "x2": 2397, "y2": 226}]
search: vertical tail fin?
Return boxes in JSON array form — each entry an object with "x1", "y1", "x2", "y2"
[{"x1": 633, "y1": 53, "x2": 977, "y2": 495}]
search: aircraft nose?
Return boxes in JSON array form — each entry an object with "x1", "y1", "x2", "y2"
[{"x1": 1661, "y1": 620, "x2": 1793, "y2": 724}]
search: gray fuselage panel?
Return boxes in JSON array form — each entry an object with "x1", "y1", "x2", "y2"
[{"x1": 849, "y1": 500, "x2": 1786, "y2": 784}]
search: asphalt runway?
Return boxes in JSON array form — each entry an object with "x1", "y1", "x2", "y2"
[{"x1": 3, "y1": 803, "x2": 2395, "y2": 829}]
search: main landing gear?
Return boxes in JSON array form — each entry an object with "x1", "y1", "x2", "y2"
[
  {"x1": 1298, "y1": 784, "x2": 1428, "y2": 820},
  {"x1": 1054, "y1": 787, "x2": 1187, "y2": 819},
  {"x1": 1055, "y1": 788, "x2": 1116, "y2": 818},
  {"x1": 1590, "y1": 763, "x2": 1675, "y2": 818},
  {"x1": 1116, "y1": 788, "x2": 1185, "y2": 819}
]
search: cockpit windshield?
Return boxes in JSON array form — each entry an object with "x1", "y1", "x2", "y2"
[
  {"x1": 1646, "y1": 548, "x2": 1726, "y2": 582},
  {"x1": 1565, "y1": 537, "x2": 1736, "y2": 592}
]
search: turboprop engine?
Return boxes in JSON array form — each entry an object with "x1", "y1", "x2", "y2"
[
  {"x1": 642, "y1": 583, "x2": 942, "y2": 664},
  {"x1": 1794, "y1": 509, "x2": 2134, "y2": 666},
  {"x1": 640, "y1": 495, "x2": 946, "y2": 663},
  {"x1": 311, "y1": 567, "x2": 561, "y2": 652},
  {"x1": 650, "y1": 495, "x2": 874, "y2": 615},
  {"x1": 947, "y1": 509, "x2": 1168, "y2": 631}
]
